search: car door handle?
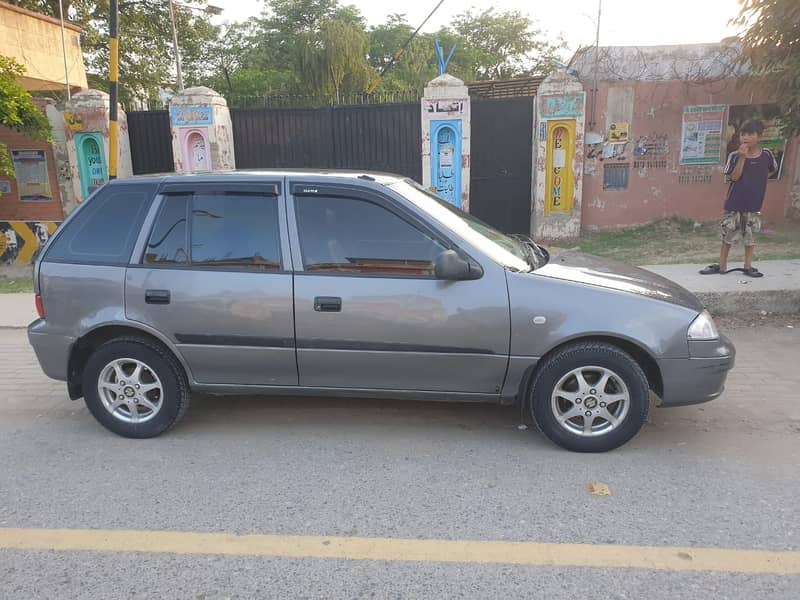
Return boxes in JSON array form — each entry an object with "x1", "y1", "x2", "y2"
[
  {"x1": 314, "y1": 296, "x2": 341, "y2": 312},
  {"x1": 145, "y1": 289, "x2": 171, "y2": 305}
]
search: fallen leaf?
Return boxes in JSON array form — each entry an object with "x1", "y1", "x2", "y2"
[
  {"x1": 677, "y1": 551, "x2": 693, "y2": 560},
  {"x1": 587, "y1": 482, "x2": 610, "y2": 496}
]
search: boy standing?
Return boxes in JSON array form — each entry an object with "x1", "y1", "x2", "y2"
[{"x1": 700, "y1": 119, "x2": 777, "y2": 277}]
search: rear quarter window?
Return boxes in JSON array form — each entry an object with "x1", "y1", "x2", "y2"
[{"x1": 45, "y1": 183, "x2": 156, "y2": 265}]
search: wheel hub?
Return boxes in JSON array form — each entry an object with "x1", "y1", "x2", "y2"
[
  {"x1": 98, "y1": 358, "x2": 164, "y2": 424},
  {"x1": 550, "y1": 365, "x2": 630, "y2": 437}
]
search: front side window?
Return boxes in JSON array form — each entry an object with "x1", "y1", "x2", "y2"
[
  {"x1": 295, "y1": 195, "x2": 445, "y2": 276},
  {"x1": 144, "y1": 191, "x2": 281, "y2": 270}
]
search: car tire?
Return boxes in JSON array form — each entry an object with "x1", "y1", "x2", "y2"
[
  {"x1": 528, "y1": 342, "x2": 649, "y2": 452},
  {"x1": 82, "y1": 337, "x2": 190, "y2": 438}
]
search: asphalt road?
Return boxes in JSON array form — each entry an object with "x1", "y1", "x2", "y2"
[{"x1": 1, "y1": 323, "x2": 799, "y2": 599}]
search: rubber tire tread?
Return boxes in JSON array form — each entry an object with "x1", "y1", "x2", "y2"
[
  {"x1": 528, "y1": 341, "x2": 650, "y2": 452},
  {"x1": 82, "y1": 336, "x2": 190, "y2": 438}
]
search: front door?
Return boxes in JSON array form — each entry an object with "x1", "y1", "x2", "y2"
[
  {"x1": 287, "y1": 181, "x2": 510, "y2": 394},
  {"x1": 125, "y1": 181, "x2": 297, "y2": 386}
]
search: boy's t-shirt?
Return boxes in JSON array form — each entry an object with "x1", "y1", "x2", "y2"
[{"x1": 723, "y1": 148, "x2": 778, "y2": 212}]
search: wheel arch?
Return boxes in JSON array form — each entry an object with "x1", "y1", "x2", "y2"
[
  {"x1": 516, "y1": 334, "x2": 663, "y2": 413},
  {"x1": 67, "y1": 322, "x2": 191, "y2": 400}
]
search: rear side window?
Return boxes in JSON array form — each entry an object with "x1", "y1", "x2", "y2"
[
  {"x1": 190, "y1": 193, "x2": 281, "y2": 270},
  {"x1": 143, "y1": 191, "x2": 281, "y2": 270},
  {"x1": 144, "y1": 195, "x2": 188, "y2": 265},
  {"x1": 45, "y1": 183, "x2": 156, "y2": 265}
]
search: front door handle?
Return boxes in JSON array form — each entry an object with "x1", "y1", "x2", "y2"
[
  {"x1": 314, "y1": 296, "x2": 341, "y2": 312},
  {"x1": 145, "y1": 289, "x2": 171, "y2": 305}
]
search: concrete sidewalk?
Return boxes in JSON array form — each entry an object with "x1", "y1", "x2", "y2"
[
  {"x1": 641, "y1": 258, "x2": 800, "y2": 315},
  {"x1": 1, "y1": 259, "x2": 798, "y2": 328}
]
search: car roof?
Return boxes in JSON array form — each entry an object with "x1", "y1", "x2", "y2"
[{"x1": 121, "y1": 169, "x2": 405, "y2": 187}]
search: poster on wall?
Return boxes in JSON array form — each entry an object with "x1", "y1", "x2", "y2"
[
  {"x1": 726, "y1": 104, "x2": 786, "y2": 180},
  {"x1": 608, "y1": 122, "x2": 629, "y2": 143},
  {"x1": 11, "y1": 150, "x2": 52, "y2": 201},
  {"x1": 679, "y1": 105, "x2": 726, "y2": 165}
]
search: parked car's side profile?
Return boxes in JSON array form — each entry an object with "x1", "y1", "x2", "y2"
[{"x1": 27, "y1": 171, "x2": 735, "y2": 452}]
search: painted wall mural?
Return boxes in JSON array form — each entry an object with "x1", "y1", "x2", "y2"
[
  {"x1": 545, "y1": 120, "x2": 576, "y2": 214},
  {"x1": 0, "y1": 222, "x2": 60, "y2": 265}
]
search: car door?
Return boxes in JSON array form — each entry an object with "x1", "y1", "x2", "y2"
[
  {"x1": 125, "y1": 180, "x2": 297, "y2": 386},
  {"x1": 287, "y1": 179, "x2": 510, "y2": 394}
]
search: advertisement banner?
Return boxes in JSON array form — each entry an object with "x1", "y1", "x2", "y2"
[
  {"x1": 679, "y1": 105, "x2": 725, "y2": 165},
  {"x1": 11, "y1": 150, "x2": 52, "y2": 201}
]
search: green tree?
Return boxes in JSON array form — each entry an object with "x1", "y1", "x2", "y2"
[
  {"x1": 300, "y1": 18, "x2": 370, "y2": 101},
  {"x1": 445, "y1": 8, "x2": 564, "y2": 80},
  {"x1": 368, "y1": 14, "x2": 436, "y2": 91},
  {"x1": 0, "y1": 56, "x2": 52, "y2": 178},
  {"x1": 731, "y1": 0, "x2": 800, "y2": 135}
]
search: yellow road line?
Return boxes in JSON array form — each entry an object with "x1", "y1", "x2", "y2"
[{"x1": 1, "y1": 528, "x2": 798, "y2": 575}]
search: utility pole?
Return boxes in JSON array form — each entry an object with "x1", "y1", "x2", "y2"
[
  {"x1": 589, "y1": 0, "x2": 602, "y2": 131},
  {"x1": 109, "y1": 0, "x2": 118, "y2": 179},
  {"x1": 169, "y1": 0, "x2": 184, "y2": 92},
  {"x1": 58, "y1": 0, "x2": 70, "y2": 100}
]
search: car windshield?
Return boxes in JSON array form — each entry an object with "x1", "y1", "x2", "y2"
[{"x1": 388, "y1": 179, "x2": 535, "y2": 272}]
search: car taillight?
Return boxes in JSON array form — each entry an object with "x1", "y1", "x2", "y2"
[{"x1": 35, "y1": 294, "x2": 45, "y2": 319}]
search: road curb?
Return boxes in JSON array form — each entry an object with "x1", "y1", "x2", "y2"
[{"x1": 698, "y1": 289, "x2": 800, "y2": 316}]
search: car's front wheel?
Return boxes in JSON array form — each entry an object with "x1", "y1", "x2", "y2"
[
  {"x1": 82, "y1": 337, "x2": 190, "y2": 438},
  {"x1": 529, "y1": 342, "x2": 650, "y2": 452}
]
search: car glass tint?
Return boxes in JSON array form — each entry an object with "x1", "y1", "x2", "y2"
[
  {"x1": 190, "y1": 192, "x2": 281, "y2": 270},
  {"x1": 144, "y1": 194, "x2": 188, "y2": 265},
  {"x1": 45, "y1": 184, "x2": 155, "y2": 265},
  {"x1": 295, "y1": 196, "x2": 445, "y2": 276}
]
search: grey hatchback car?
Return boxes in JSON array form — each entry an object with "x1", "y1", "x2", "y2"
[{"x1": 28, "y1": 171, "x2": 734, "y2": 452}]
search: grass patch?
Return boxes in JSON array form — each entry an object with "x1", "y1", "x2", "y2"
[
  {"x1": 0, "y1": 278, "x2": 34, "y2": 293},
  {"x1": 570, "y1": 218, "x2": 800, "y2": 265}
]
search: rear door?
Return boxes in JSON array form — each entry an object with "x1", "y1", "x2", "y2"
[
  {"x1": 125, "y1": 180, "x2": 297, "y2": 386},
  {"x1": 287, "y1": 179, "x2": 510, "y2": 393}
]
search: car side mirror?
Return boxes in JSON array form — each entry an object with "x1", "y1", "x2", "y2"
[{"x1": 434, "y1": 249, "x2": 483, "y2": 281}]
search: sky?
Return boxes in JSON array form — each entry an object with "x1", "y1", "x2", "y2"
[{"x1": 210, "y1": 0, "x2": 743, "y2": 56}]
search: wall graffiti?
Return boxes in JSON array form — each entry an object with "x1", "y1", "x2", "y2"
[
  {"x1": 678, "y1": 166, "x2": 713, "y2": 184},
  {"x1": 0, "y1": 222, "x2": 60, "y2": 265},
  {"x1": 632, "y1": 132, "x2": 670, "y2": 169}
]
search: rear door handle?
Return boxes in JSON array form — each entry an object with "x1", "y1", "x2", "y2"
[
  {"x1": 314, "y1": 296, "x2": 341, "y2": 312},
  {"x1": 145, "y1": 289, "x2": 171, "y2": 305}
]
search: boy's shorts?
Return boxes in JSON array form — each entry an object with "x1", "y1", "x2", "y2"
[{"x1": 720, "y1": 211, "x2": 761, "y2": 245}]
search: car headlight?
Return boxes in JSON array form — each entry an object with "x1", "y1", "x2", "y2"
[{"x1": 688, "y1": 310, "x2": 719, "y2": 340}]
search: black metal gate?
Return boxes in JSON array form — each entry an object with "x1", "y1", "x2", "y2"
[
  {"x1": 127, "y1": 110, "x2": 174, "y2": 175},
  {"x1": 231, "y1": 103, "x2": 421, "y2": 182},
  {"x1": 470, "y1": 98, "x2": 534, "y2": 234},
  {"x1": 128, "y1": 100, "x2": 535, "y2": 234}
]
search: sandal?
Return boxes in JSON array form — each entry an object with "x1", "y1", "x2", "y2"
[
  {"x1": 742, "y1": 267, "x2": 764, "y2": 278},
  {"x1": 699, "y1": 264, "x2": 723, "y2": 275}
]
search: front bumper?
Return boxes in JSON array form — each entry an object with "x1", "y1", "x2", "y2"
[
  {"x1": 658, "y1": 335, "x2": 736, "y2": 406},
  {"x1": 27, "y1": 319, "x2": 74, "y2": 381}
]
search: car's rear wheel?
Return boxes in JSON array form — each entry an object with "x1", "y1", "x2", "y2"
[
  {"x1": 529, "y1": 342, "x2": 649, "y2": 452},
  {"x1": 82, "y1": 337, "x2": 190, "y2": 438}
]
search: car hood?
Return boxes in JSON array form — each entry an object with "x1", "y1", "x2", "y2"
[{"x1": 533, "y1": 250, "x2": 703, "y2": 311}]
